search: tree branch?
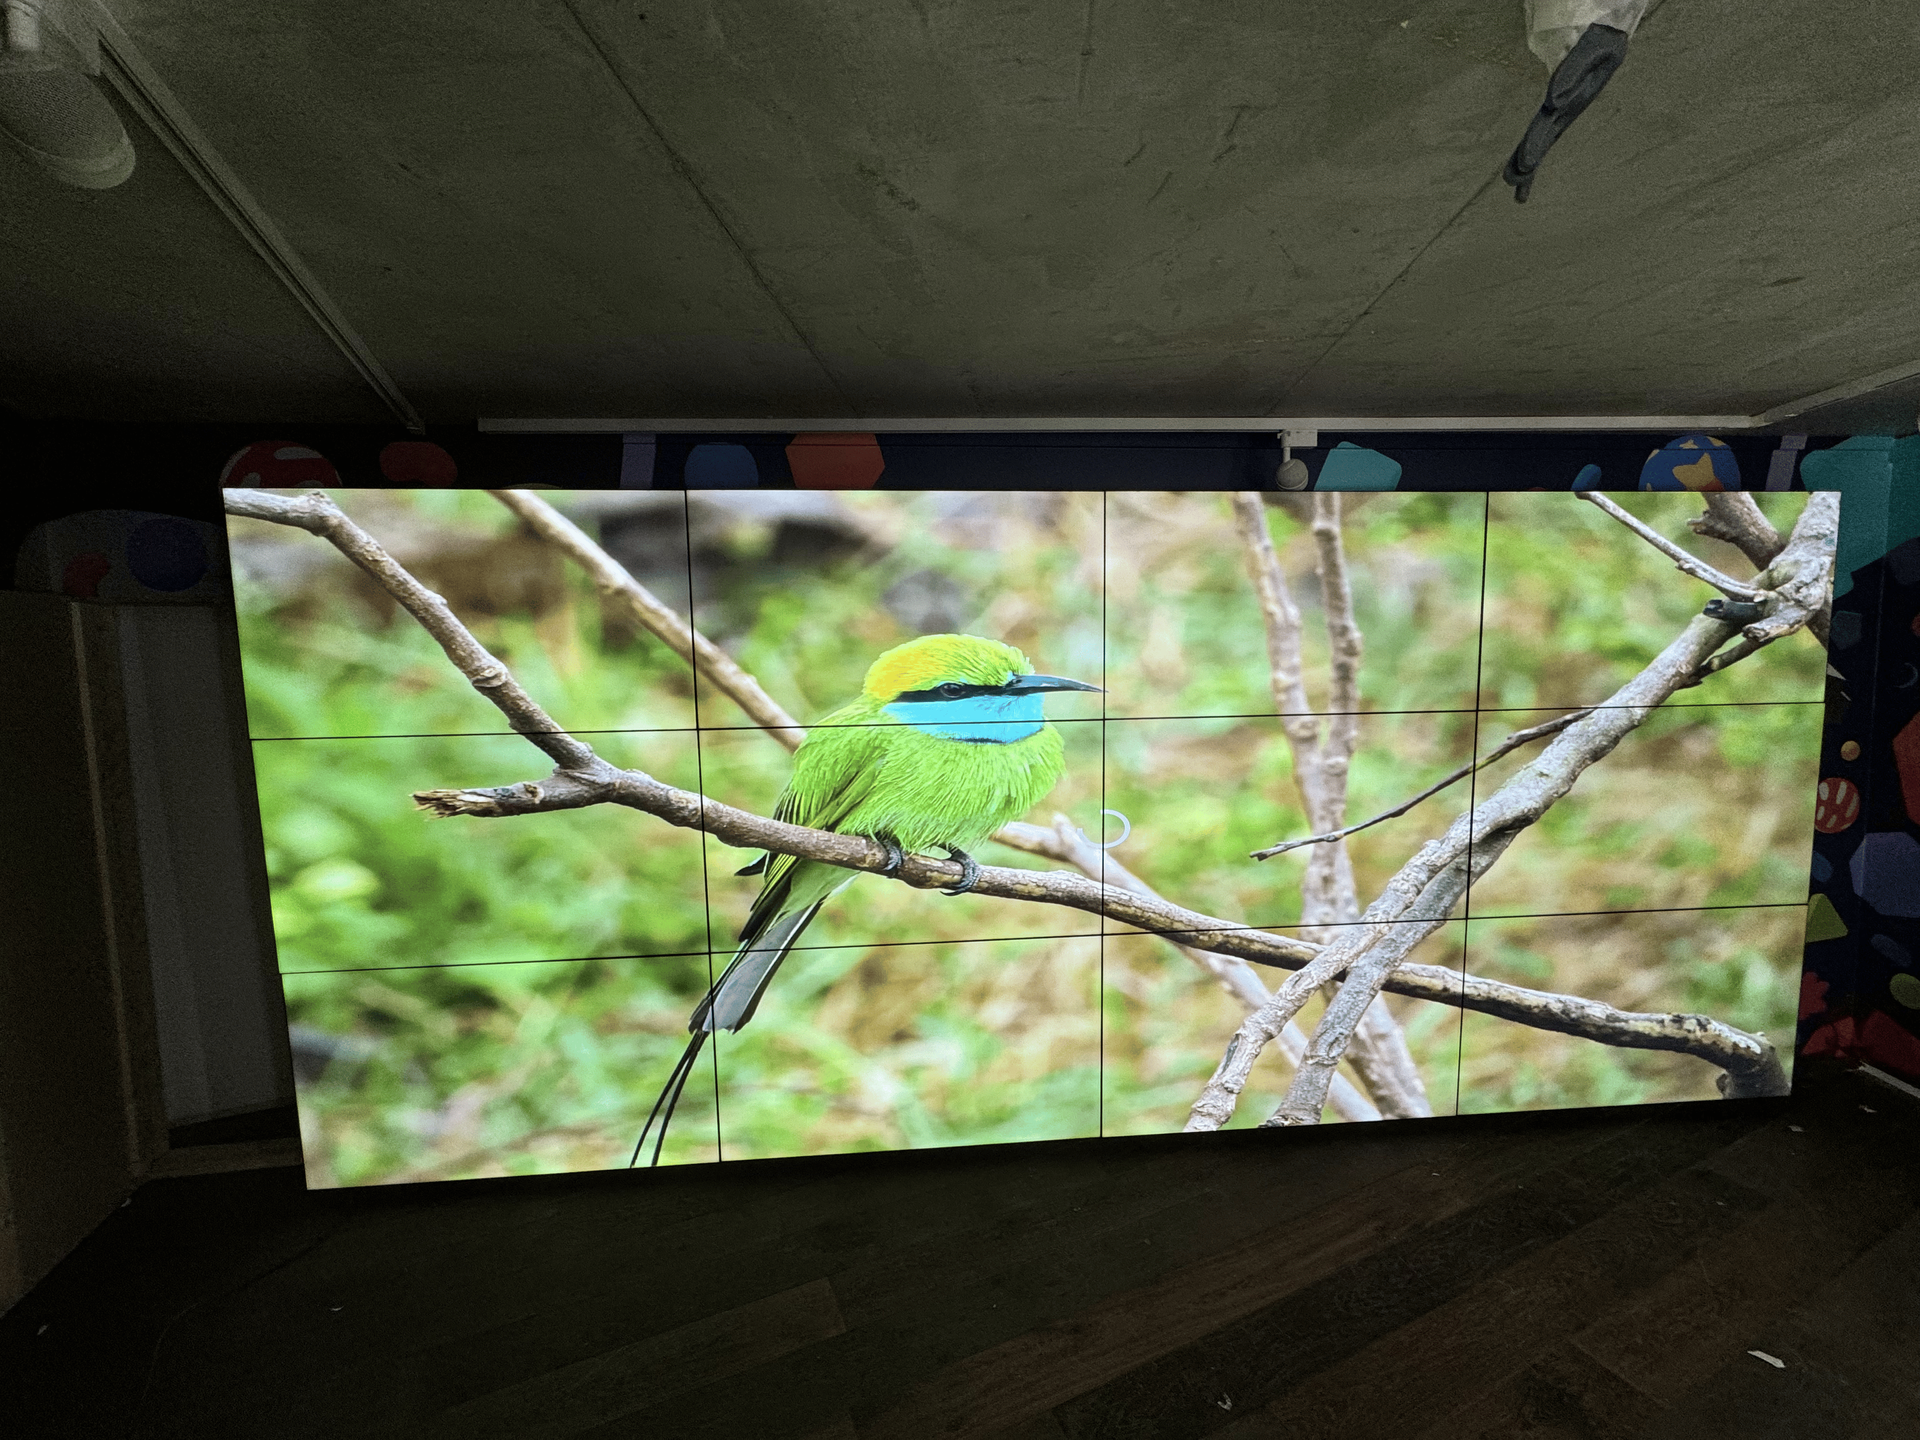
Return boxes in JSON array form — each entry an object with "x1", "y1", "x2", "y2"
[
  {"x1": 228, "y1": 488, "x2": 1791, "y2": 1119},
  {"x1": 1013, "y1": 815, "x2": 1381, "y2": 1124},
  {"x1": 412, "y1": 761, "x2": 1783, "y2": 1096},
  {"x1": 1189, "y1": 575, "x2": 1811, "y2": 1132},
  {"x1": 1231, "y1": 495, "x2": 1326, "y2": 736},
  {"x1": 1235, "y1": 493, "x2": 1431, "y2": 1120},
  {"x1": 1577, "y1": 491, "x2": 1768, "y2": 600},
  {"x1": 1311, "y1": 492, "x2": 1363, "y2": 785},
  {"x1": 1688, "y1": 492, "x2": 1785, "y2": 570},
  {"x1": 223, "y1": 489, "x2": 594, "y2": 772},
  {"x1": 487, "y1": 488, "x2": 808, "y2": 749},
  {"x1": 1304, "y1": 494, "x2": 1430, "y2": 1118},
  {"x1": 1247, "y1": 492, "x2": 1835, "y2": 1126},
  {"x1": 1233, "y1": 490, "x2": 1835, "y2": 1127}
]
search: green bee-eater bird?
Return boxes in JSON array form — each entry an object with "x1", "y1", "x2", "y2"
[{"x1": 633, "y1": 633, "x2": 1101, "y2": 1166}]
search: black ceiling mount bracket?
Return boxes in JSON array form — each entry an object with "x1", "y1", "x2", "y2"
[{"x1": 1502, "y1": 23, "x2": 1632, "y2": 204}]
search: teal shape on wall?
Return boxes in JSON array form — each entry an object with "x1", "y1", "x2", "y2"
[
  {"x1": 1803, "y1": 436, "x2": 1896, "y2": 598},
  {"x1": 1316, "y1": 443, "x2": 1402, "y2": 491}
]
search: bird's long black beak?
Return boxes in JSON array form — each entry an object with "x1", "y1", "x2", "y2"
[{"x1": 1006, "y1": 673, "x2": 1103, "y2": 695}]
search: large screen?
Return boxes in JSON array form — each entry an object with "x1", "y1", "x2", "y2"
[{"x1": 224, "y1": 488, "x2": 1833, "y2": 1187}]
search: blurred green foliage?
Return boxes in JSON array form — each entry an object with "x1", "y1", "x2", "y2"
[{"x1": 230, "y1": 489, "x2": 1823, "y2": 1186}]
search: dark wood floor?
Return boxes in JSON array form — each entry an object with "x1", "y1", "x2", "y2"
[{"x1": 5, "y1": 1058, "x2": 1917, "y2": 1439}]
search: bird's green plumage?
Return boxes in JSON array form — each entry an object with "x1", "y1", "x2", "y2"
[
  {"x1": 635, "y1": 634, "x2": 1095, "y2": 1165},
  {"x1": 725, "y1": 635, "x2": 1070, "y2": 1017},
  {"x1": 749, "y1": 697, "x2": 1064, "y2": 934}
]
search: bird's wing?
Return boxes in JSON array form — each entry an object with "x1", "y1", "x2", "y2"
[{"x1": 739, "y1": 718, "x2": 892, "y2": 946}]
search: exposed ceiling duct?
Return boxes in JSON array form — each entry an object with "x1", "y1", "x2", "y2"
[{"x1": 0, "y1": 0, "x2": 133, "y2": 189}]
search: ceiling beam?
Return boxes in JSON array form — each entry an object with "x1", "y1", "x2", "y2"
[{"x1": 87, "y1": 2, "x2": 423, "y2": 433}]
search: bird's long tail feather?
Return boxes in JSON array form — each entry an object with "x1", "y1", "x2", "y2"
[
  {"x1": 631, "y1": 900, "x2": 827, "y2": 1167},
  {"x1": 630, "y1": 1030, "x2": 706, "y2": 1168},
  {"x1": 695, "y1": 902, "x2": 825, "y2": 1034}
]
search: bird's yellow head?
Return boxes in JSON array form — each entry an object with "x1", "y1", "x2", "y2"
[
  {"x1": 863, "y1": 634, "x2": 1101, "y2": 744},
  {"x1": 862, "y1": 634, "x2": 1033, "y2": 702}
]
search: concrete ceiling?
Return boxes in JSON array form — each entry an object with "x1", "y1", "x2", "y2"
[{"x1": 2, "y1": 0, "x2": 1917, "y2": 430}]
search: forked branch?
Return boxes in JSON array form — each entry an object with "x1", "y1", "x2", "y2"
[
  {"x1": 1689, "y1": 492, "x2": 1786, "y2": 569},
  {"x1": 1232, "y1": 493, "x2": 1432, "y2": 1119},
  {"x1": 1015, "y1": 814, "x2": 1381, "y2": 1123},
  {"x1": 1577, "y1": 491, "x2": 1767, "y2": 600}
]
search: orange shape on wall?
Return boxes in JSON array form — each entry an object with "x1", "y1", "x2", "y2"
[
  {"x1": 1895, "y1": 712, "x2": 1920, "y2": 823},
  {"x1": 1671, "y1": 452, "x2": 1726, "y2": 492},
  {"x1": 786, "y1": 432, "x2": 885, "y2": 489},
  {"x1": 1814, "y1": 776, "x2": 1861, "y2": 833}
]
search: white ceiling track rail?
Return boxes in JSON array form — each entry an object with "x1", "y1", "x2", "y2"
[
  {"x1": 485, "y1": 415, "x2": 1758, "y2": 435},
  {"x1": 484, "y1": 362, "x2": 1920, "y2": 437}
]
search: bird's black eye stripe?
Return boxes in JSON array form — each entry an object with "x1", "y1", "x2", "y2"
[{"x1": 894, "y1": 681, "x2": 1004, "y2": 703}]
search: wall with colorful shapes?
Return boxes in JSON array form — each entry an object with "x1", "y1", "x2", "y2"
[
  {"x1": 8, "y1": 421, "x2": 1918, "y2": 1082},
  {"x1": 1791, "y1": 437, "x2": 1920, "y2": 1079}
]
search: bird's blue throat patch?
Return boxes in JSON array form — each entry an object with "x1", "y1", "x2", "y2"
[{"x1": 883, "y1": 691, "x2": 1046, "y2": 743}]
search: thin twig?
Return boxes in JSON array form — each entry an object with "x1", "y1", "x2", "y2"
[
  {"x1": 1296, "y1": 493, "x2": 1363, "y2": 915},
  {"x1": 1251, "y1": 708, "x2": 1593, "y2": 860},
  {"x1": 1231, "y1": 494, "x2": 1328, "y2": 767},
  {"x1": 1255, "y1": 574, "x2": 1814, "y2": 858},
  {"x1": 489, "y1": 489, "x2": 807, "y2": 748},
  {"x1": 1577, "y1": 491, "x2": 1767, "y2": 600},
  {"x1": 1312, "y1": 493, "x2": 1363, "y2": 783}
]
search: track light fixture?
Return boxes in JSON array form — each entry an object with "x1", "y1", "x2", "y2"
[
  {"x1": 1503, "y1": 1, "x2": 1652, "y2": 203},
  {"x1": 0, "y1": 0, "x2": 134, "y2": 188}
]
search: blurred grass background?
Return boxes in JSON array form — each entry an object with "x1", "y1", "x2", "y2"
[{"x1": 227, "y1": 489, "x2": 1824, "y2": 1186}]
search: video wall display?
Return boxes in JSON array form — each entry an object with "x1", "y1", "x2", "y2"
[{"x1": 224, "y1": 487, "x2": 1834, "y2": 1187}]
